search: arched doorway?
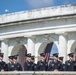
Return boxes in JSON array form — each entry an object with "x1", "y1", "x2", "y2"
[
  {"x1": 38, "y1": 41, "x2": 58, "y2": 62},
  {"x1": 50, "y1": 43, "x2": 58, "y2": 56},
  {"x1": 38, "y1": 41, "x2": 50, "y2": 60},
  {"x1": 70, "y1": 41, "x2": 76, "y2": 60},
  {"x1": 44, "y1": 42, "x2": 58, "y2": 62},
  {"x1": 11, "y1": 42, "x2": 27, "y2": 70},
  {"x1": 70, "y1": 41, "x2": 76, "y2": 53}
]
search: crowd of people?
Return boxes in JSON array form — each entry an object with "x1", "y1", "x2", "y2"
[{"x1": 0, "y1": 52, "x2": 76, "y2": 71}]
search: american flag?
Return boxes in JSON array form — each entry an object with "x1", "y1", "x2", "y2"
[
  {"x1": 44, "y1": 42, "x2": 53, "y2": 63},
  {"x1": 45, "y1": 53, "x2": 50, "y2": 62}
]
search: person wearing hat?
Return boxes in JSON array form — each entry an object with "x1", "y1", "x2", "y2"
[
  {"x1": 48, "y1": 57, "x2": 53, "y2": 66},
  {"x1": 48, "y1": 53, "x2": 62, "y2": 71},
  {"x1": 0, "y1": 53, "x2": 8, "y2": 71},
  {"x1": 31, "y1": 56, "x2": 37, "y2": 71},
  {"x1": 12, "y1": 55, "x2": 22, "y2": 71},
  {"x1": 36, "y1": 53, "x2": 47, "y2": 71},
  {"x1": 24, "y1": 53, "x2": 32, "y2": 71},
  {"x1": 48, "y1": 56, "x2": 53, "y2": 70},
  {"x1": 65, "y1": 53, "x2": 76, "y2": 71},
  {"x1": 59, "y1": 57, "x2": 66, "y2": 71},
  {"x1": 7, "y1": 55, "x2": 15, "y2": 71}
]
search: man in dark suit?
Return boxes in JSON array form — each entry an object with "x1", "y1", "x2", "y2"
[
  {"x1": 36, "y1": 53, "x2": 47, "y2": 71},
  {"x1": 48, "y1": 53, "x2": 62, "y2": 71},
  {"x1": 13, "y1": 55, "x2": 22, "y2": 71},
  {"x1": 0, "y1": 53, "x2": 8, "y2": 71},
  {"x1": 65, "y1": 53, "x2": 76, "y2": 71},
  {"x1": 7, "y1": 55, "x2": 14, "y2": 71},
  {"x1": 24, "y1": 53, "x2": 32, "y2": 71},
  {"x1": 59, "y1": 57, "x2": 66, "y2": 71}
]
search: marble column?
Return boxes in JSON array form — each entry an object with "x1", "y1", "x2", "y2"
[
  {"x1": 27, "y1": 36, "x2": 35, "y2": 55},
  {"x1": 59, "y1": 33, "x2": 67, "y2": 62},
  {"x1": 1, "y1": 39, "x2": 8, "y2": 62}
]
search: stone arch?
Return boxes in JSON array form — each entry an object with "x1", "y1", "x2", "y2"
[
  {"x1": 38, "y1": 41, "x2": 49, "y2": 54},
  {"x1": 50, "y1": 42, "x2": 58, "y2": 56},
  {"x1": 70, "y1": 40, "x2": 76, "y2": 60},
  {"x1": 11, "y1": 43, "x2": 27, "y2": 70},
  {"x1": 38, "y1": 40, "x2": 58, "y2": 60},
  {"x1": 70, "y1": 41, "x2": 76, "y2": 53}
]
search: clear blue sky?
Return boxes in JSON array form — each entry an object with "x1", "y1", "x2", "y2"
[
  {"x1": 0, "y1": 0, "x2": 76, "y2": 15},
  {"x1": 50, "y1": 43, "x2": 58, "y2": 56}
]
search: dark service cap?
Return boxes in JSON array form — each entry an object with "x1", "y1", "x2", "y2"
[
  {"x1": 68, "y1": 53, "x2": 74, "y2": 57},
  {"x1": 53, "y1": 53, "x2": 59, "y2": 57},
  {"x1": 8, "y1": 56, "x2": 14, "y2": 59},
  {"x1": 26, "y1": 53, "x2": 31, "y2": 57},
  {"x1": 59, "y1": 57, "x2": 64, "y2": 60},
  {"x1": 40, "y1": 53, "x2": 45, "y2": 57},
  {"x1": 49, "y1": 57, "x2": 53, "y2": 60},
  {"x1": 0, "y1": 53, "x2": 4, "y2": 57},
  {"x1": 31, "y1": 56, "x2": 35, "y2": 60},
  {"x1": 13, "y1": 54, "x2": 18, "y2": 59}
]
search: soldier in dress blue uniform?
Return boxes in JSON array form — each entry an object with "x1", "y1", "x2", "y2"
[
  {"x1": 31, "y1": 56, "x2": 37, "y2": 71},
  {"x1": 59, "y1": 57, "x2": 66, "y2": 71},
  {"x1": 0, "y1": 53, "x2": 8, "y2": 71},
  {"x1": 65, "y1": 53, "x2": 76, "y2": 71},
  {"x1": 48, "y1": 53, "x2": 62, "y2": 71},
  {"x1": 36, "y1": 53, "x2": 47, "y2": 71},
  {"x1": 7, "y1": 55, "x2": 14, "y2": 71},
  {"x1": 24, "y1": 53, "x2": 32, "y2": 71},
  {"x1": 13, "y1": 55, "x2": 22, "y2": 71},
  {"x1": 74, "y1": 56, "x2": 76, "y2": 71},
  {"x1": 48, "y1": 57, "x2": 53, "y2": 66}
]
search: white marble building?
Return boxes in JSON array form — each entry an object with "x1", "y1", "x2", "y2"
[{"x1": 0, "y1": 4, "x2": 76, "y2": 66}]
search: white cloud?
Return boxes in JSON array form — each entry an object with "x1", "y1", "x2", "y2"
[
  {"x1": 27, "y1": 0, "x2": 54, "y2": 8},
  {"x1": 5, "y1": 9, "x2": 9, "y2": 13}
]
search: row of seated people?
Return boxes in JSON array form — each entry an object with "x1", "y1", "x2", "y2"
[{"x1": 0, "y1": 52, "x2": 76, "y2": 71}]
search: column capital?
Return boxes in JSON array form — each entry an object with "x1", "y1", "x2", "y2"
[
  {"x1": 24, "y1": 35, "x2": 36, "y2": 39},
  {"x1": 0, "y1": 38, "x2": 9, "y2": 42},
  {"x1": 0, "y1": 38, "x2": 4, "y2": 41},
  {"x1": 55, "y1": 31, "x2": 68, "y2": 36},
  {"x1": 1, "y1": 38, "x2": 9, "y2": 42},
  {"x1": 27, "y1": 35, "x2": 35, "y2": 55}
]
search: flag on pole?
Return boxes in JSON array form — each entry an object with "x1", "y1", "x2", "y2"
[{"x1": 44, "y1": 42, "x2": 53, "y2": 63}]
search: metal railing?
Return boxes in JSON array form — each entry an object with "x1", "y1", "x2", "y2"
[{"x1": 0, "y1": 71, "x2": 76, "y2": 75}]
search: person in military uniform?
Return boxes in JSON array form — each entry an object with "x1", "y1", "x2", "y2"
[
  {"x1": 48, "y1": 57, "x2": 53, "y2": 66},
  {"x1": 31, "y1": 56, "x2": 37, "y2": 71},
  {"x1": 65, "y1": 53, "x2": 76, "y2": 71},
  {"x1": 47, "y1": 57, "x2": 53, "y2": 71},
  {"x1": 7, "y1": 55, "x2": 14, "y2": 71},
  {"x1": 0, "y1": 53, "x2": 8, "y2": 71},
  {"x1": 48, "y1": 53, "x2": 62, "y2": 71},
  {"x1": 24, "y1": 53, "x2": 32, "y2": 71},
  {"x1": 13, "y1": 55, "x2": 22, "y2": 71},
  {"x1": 74, "y1": 56, "x2": 76, "y2": 71},
  {"x1": 36, "y1": 53, "x2": 47, "y2": 71},
  {"x1": 59, "y1": 57, "x2": 66, "y2": 71}
]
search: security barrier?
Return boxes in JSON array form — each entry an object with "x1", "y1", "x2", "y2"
[{"x1": 0, "y1": 71, "x2": 76, "y2": 75}]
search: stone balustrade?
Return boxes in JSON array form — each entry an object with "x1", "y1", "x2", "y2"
[{"x1": 0, "y1": 71, "x2": 76, "y2": 75}]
